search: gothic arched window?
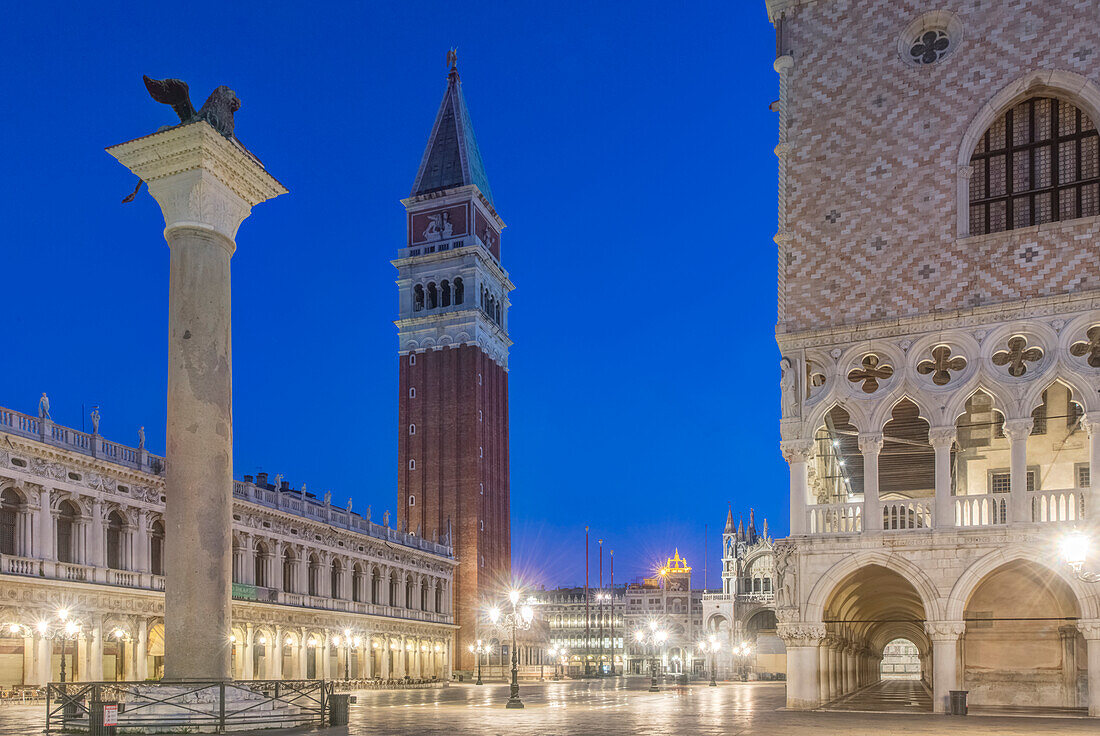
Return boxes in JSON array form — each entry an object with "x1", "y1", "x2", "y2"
[
  {"x1": 413, "y1": 284, "x2": 424, "y2": 312},
  {"x1": 969, "y1": 96, "x2": 1099, "y2": 235},
  {"x1": 441, "y1": 280, "x2": 451, "y2": 307},
  {"x1": 454, "y1": 277, "x2": 464, "y2": 305},
  {"x1": 283, "y1": 548, "x2": 296, "y2": 593},
  {"x1": 331, "y1": 558, "x2": 342, "y2": 599},
  {"x1": 427, "y1": 282, "x2": 438, "y2": 309}
]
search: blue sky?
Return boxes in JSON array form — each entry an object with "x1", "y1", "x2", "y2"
[{"x1": 2, "y1": 1, "x2": 783, "y2": 588}]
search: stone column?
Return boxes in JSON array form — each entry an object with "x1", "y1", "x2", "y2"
[
  {"x1": 1078, "y1": 620, "x2": 1100, "y2": 717},
  {"x1": 243, "y1": 624, "x2": 255, "y2": 681},
  {"x1": 36, "y1": 634, "x2": 51, "y2": 686},
  {"x1": 1003, "y1": 418, "x2": 1033, "y2": 524},
  {"x1": 1083, "y1": 416, "x2": 1100, "y2": 516},
  {"x1": 272, "y1": 627, "x2": 284, "y2": 680},
  {"x1": 817, "y1": 643, "x2": 830, "y2": 703},
  {"x1": 299, "y1": 637, "x2": 309, "y2": 679},
  {"x1": 845, "y1": 647, "x2": 857, "y2": 694},
  {"x1": 108, "y1": 122, "x2": 285, "y2": 682},
  {"x1": 781, "y1": 440, "x2": 815, "y2": 536},
  {"x1": 36, "y1": 487, "x2": 53, "y2": 560},
  {"x1": 925, "y1": 621, "x2": 965, "y2": 714},
  {"x1": 1059, "y1": 625, "x2": 1078, "y2": 708},
  {"x1": 134, "y1": 510, "x2": 150, "y2": 574},
  {"x1": 859, "y1": 433, "x2": 884, "y2": 531},
  {"x1": 929, "y1": 427, "x2": 956, "y2": 529},
  {"x1": 89, "y1": 617, "x2": 104, "y2": 681},
  {"x1": 89, "y1": 500, "x2": 105, "y2": 575},
  {"x1": 778, "y1": 623, "x2": 825, "y2": 710},
  {"x1": 136, "y1": 618, "x2": 148, "y2": 681},
  {"x1": 828, "y1": 643, "x2": 841, "y2": 697}
]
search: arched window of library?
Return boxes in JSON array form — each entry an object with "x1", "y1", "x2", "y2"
[
  {"x1": 969, "y1": 96, "x2": 1099, "y2": 235},
  {"x1": 0, "y1": 488, "x2": 22, "y2": 556}
]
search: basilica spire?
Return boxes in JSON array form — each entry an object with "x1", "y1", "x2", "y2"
[
  {"x1": 410, "y1": 50, "x2": 494, "y2": 204},
  {"x1": 724, "y1": 505, "x2": 735, "y2": 534}
]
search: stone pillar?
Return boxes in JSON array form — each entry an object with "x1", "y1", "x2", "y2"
[
  {"x1": 1059, "y1": 625, "x2": 1079, "y2": 708},
  {"x1": 36, "y1": 634, "x2": 51, "y2": 686},
  {"x1": 134, "y1": 510, "x2": 150, "y2": 574},
  {"x1": 272, "y1": 627, "x2": 284, "y2": 680},
  {"x1": 108, "y1": 122, "x2": 285, "y2": 682},
  {"x1": 817, "y1": 643, "x2": 830, "y2": 703},
  {"x1": 1083, "y1": 416, "x2": 1100, "y2": 516},
  {"x1": 859, "y1": 433, "x2": 883, "y2": 531},
  {"x1": 382, "y1": 641, "x2": 392, "y2": 679},
  {"x1": 1003, "y1": 418, "x2": 1033, "y2": 524},
  {"x1": 845, "y1": 647, "x2": 857, "y2": 694},
  {"x1": 36, "y1": 487, "x2": 53, "y2": 562},
  {"x1": 778, "y1": 623, "x2": 825, "y2": 710},
  {"x1": 89, "y1": 617, "x2": 104, "y2": 681},
  {"x1": 89, "y1": 500, "x2": 105, "y2": 572},
  {"x1": 243, "y1": 624, "x2": 255, "y2": 681},
  {"x1": 136, "y1": 619, "x2": 148, "y2": 681},
  {"x1": 1078, "y1": 620, "x2": 1100, "y2": 717},
  {"x1": 781, "y1": 441, "x2": 815, "y2": 536},
  {"x1": 929, "y1": 427, "x2": 956, "y2": 529},
  {"x1": 925, "y1": 621, "x2": 965, "y2": 715},
  {"x1": 829, "y1": 644, "x2": 841, "y2": 696}
]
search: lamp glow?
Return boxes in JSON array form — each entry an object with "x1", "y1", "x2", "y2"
[{"x1": 1061, "y1": 531, "x2": 1089, "y2": 570}]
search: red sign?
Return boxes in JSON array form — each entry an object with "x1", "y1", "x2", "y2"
[{"x1": 102, "y1": 704, "x2": 118, "y2": 726}]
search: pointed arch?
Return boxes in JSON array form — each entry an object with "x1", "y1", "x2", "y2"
[{"x1": 805, "y1": 549, "x2": 946, "y2": 623}]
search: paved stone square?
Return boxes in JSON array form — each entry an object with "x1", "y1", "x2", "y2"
[{"x1": 1, "y1": 680, "x2": 1094, "y2": 735}]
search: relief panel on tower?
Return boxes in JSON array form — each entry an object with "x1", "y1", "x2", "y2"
[
  {"x1": 475, "y1": 209, "x2": 500, "y2": 259},
  {"x1": 409, "y1": 204, "x2": 469, "y2": 246}
]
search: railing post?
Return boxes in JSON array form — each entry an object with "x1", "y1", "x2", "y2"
[{"x1": 219, "y1": 683, "x2": 226, "y2": 733}]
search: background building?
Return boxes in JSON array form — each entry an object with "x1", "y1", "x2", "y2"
[
  {"x1": 703, "y1": 508, "x2": 786, "y2": 679},
  {"x1": 0, "y1": 401, "x2": 455, "y2": 686},
  {"x1": 766, "y1": 0, "x2": 1100, "y2": 716},
  {"x1": 395, "y1": 57, "x2": 513, "y2": 673}
]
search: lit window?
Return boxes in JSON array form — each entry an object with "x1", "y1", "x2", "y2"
[
  {"x1": 409, "y1": 424, "x2": 416, "y2": 435},
  {"x1": 409, "y1": 387, "x2": 416, "y2": 398},
  {"x1": 479, "y1": 447, "x2": 483, "y2": 458},
  {"x1": 408, "y1": 459, "x2": 416, "y2": 470},
  {"x1": 409, "y1": 354, "x2": 416, "y2": 366},
  {"x1": 1078, "y1": 464, "x2": 1091, "y2": 488},
  {"x1": 480, "y1": 520, "x2": 484, "y2": 531},
  {"x1": 409, "y1": 495, "x2": 415, "y2": 507}
]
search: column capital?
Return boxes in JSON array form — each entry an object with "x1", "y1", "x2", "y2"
[
  {"x1": 777, "y1": 622, "x2": 826, "y2": 647},
  {"x1": 780, "y1": 439, "x2": 815, "y2": 464},
  {"x1": 1002, "y1": 417, "x2": 1034, "y2": 441},
  {"x1": 857, "y1": 432, "x2": 884, "y2": 455},
  {"x1": 1081, "y1": 413, "x2": 1100, "y2": 437},
  {"x1": 773, "y1": 55, "x2": 794, "y2": 73},
  {"x1": 1077, "y1": 619, "x2": 1100, "y2": 640},
  {"x1": 924, "y1": 620, "x2": 966, "y2": 641},
  {"x1": 107, "y1": 122, "x2": 286, "y2": 244},
  {"x1": 927, "y1": 426, "x2": 957, "y2": 448}
]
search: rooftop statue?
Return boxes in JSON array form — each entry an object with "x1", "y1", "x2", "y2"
[{"x1": 122, "y1": 75, "x2": 242, "y2": 203}]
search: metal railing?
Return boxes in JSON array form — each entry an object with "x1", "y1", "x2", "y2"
[{"x1": 46, "y1": 679, "x2": 330, "y2": 733}]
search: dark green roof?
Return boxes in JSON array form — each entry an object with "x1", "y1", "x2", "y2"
[{"x1": 411, "y1": 69, "x2": 494, "y2": 205}]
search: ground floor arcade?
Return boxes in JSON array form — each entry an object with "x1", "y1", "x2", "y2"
[
  {"x1": 0, "y1": 577, "x2": 453, "y2": 686},
  {"x1": 777, "y1": 529, "x2": 1100, "y2": 716}
]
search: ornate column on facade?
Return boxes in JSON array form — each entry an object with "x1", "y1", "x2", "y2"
[
  {"x1": 780, "y1": 440, "x2": 815, "y2": 536},
  {"x1": 271, "y1": 626, "x2": 284, "y2": 680},
  {"x1": 109, "y1": 117, "x2": 285, "y2": 682},
  {"x1": 925, "y1": 621, "x2": 966, "y2": 714},
  {"x1": 88, "y1": 615, "x2": 104, "y2": 681},
  {"x1": 817, "y1": 642, "x2": 830, "y2": 703},
  {"x1": 1079, "y1": 619, "x2": 1100, "y2": 717},
  {"x1": 242, "y1": 624, "x2": 255, "y2": 680},
  {"x1": 1082, "y1": 415, "x2": 1100, "y2": 516},
  {"x1": 1059, "y1": 625, "x2": 1079, "y2": 708},
  {"x1": 778, "y1": 622, "x2": 826, "y2": 709},
  {"x1": 89, "y1": 499, "x2": 105, "y2": 580},
  {"x1": 136, "y1": 617, "x2": 149, "y2": 681},
  {"x1": 1003, "y1": 418, "x2": 1034, "y2": 524},
  {"x1": 858, "y1": 433, "x2": 884, "y2": 531},
  {"x1": 928, "y1": 427, "x2": 957, "y2": 529},
  {"x1": 36, "y1": 487, "x2": 53, "y2": 564}
]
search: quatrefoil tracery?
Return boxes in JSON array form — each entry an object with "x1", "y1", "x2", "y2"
[
  {"x1": 917, "y1": 345, "x2": 968, "y2": 386},
  {"x1": 847, "y1": 354, "x2": 894, "y2": 394},
  {"x1": 991, "y1": 336, "x2": 1043, "y2": 377},
  {"x1": 1069, "y1": 325, "x2": 1100, "y2": 368}
]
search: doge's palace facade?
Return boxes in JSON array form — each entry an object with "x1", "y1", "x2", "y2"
[
  {"x1": 0, "y1": 402, "x2": 455, "y2": 686},
  {"x1": 766, "y1": 0, "x2": 1100, "y2": 716}
]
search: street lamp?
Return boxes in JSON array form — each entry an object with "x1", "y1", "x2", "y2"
[
  {"x1": 52, "y1": 609, "x2": 82, "y2": 684},
  {"x1": 488, "y1": 588, "x2": 534, "y2": 709},
  {"x1": 1060, "y1": 530, "x2": 1100, "y2": 582},
  {"x1": 467, "y1": 639, "x2": 491, "y2": 685},
  {"x1": 698, "y1": 635, "x2": 721, "y2": 686},
  {"x1": 734, "y1": 640, "x2": 753, "y2": 681},
  {"x1": 333, "y1": 629, "x2": 355, "y2": 680},
  {"x1": 635, "y1": 623, "x2": 667, "y2": 692}
]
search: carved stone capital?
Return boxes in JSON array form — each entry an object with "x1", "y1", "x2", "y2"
[
  {"x1": 1081, "y1": 414, "x2": 1099, "y2": 438},
  {"x1": 924, "y1": 620, "x2": 966, "y2": 641},
  {"x1": 927, "y1": 426, "x2": 957, "y2": 449},
  {"x1": 777, "y1": 622, "x2": 826, "y2": 647},
  {"x1": 773, "y1": 55, "x2": 794, "y2": 73},
  {"x1": 857, "y1": 432, "x2": 884, "y2": 456},
  {"x1": 107, "y1": 122, "x2": 287, "y2": 244},
  {"x1": 958, "y1": 165, "x2": 974, "y2": 181},
  {"x1": 1002, "y1": 418, "x2": 1035, "y2": 442},
  {"x1": 780, "y1": 439, "x2": 815, "y2": 465},
  {"x1": 1077, "y1": 619, "x2": 1100, "y2": 640}
]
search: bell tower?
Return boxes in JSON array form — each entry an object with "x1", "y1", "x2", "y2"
[{"x1": 395, "y1": 54, "x2": 513, "y2": 671}]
